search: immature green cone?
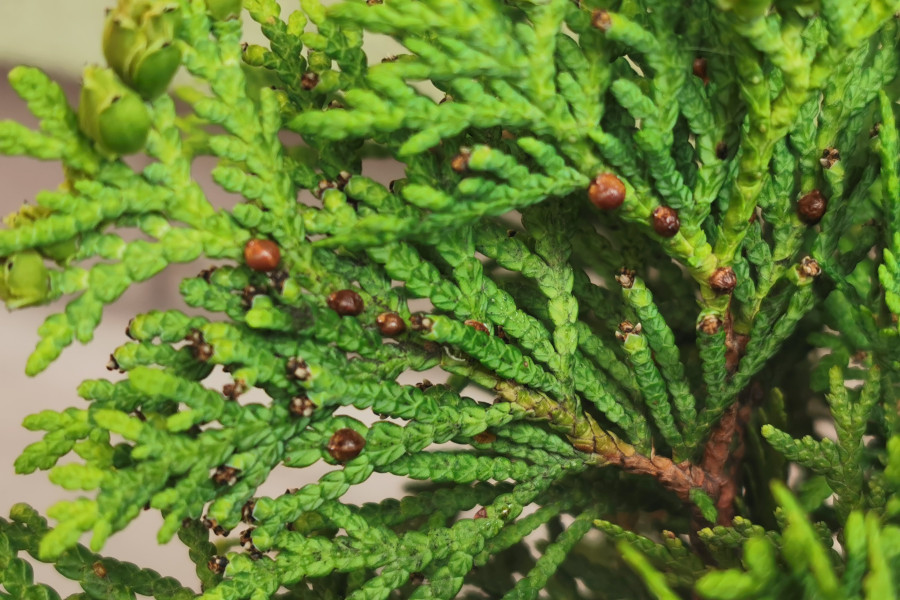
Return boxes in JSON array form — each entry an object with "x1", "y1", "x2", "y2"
[
  {"x1": 0, "y1": 251, "x2": 51, "y2": 309},
  {"x1": 3, "y1": 205, "x2": 78, "y2": 265},
  {"x1": 78, "y1": 66, "x2": 152, "y2": 155},
  {"x1": 206, "y1": 0, "x2": 242, "y2": 20},
  {"x1": 102, "y1": 0, "x2": 181, "y2": 99}
]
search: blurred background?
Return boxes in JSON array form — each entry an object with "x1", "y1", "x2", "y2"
[{"x1": 0, "y1": 1, "x2": 409, "y2": 593}]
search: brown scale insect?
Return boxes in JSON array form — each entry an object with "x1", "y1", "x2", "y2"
[
  {"x1": 692, "y1": 57, "x2": 709, "y2": 84},
  {"x1": 286, "y1": 356, "x2": 311, "y2": 380},
  {"x1": 327, "y1": 289, "x2": 365, "y2": 316},
  {"x1": 473, "y1": 431, "x2": 497, "y2": 444},
  {"x1": 376, "y1": 312, "x2": 406, "y2": 336},
  {"x1": 327, "y1": 428, "x2": 366, "y2": 462},
  {"x1": 208, "y1": 556, "x2": 228, "y2": 574},
  {"x1": 289, "y1": 395, "x2": 316, "y2": 417},
  {"x1": 473, "y1": 507, "x2": 488, "y2": 519},
  {"x1": 92, "y1": 561, "x2": 107, "y2": 578},
  {"x1": 651, "y1": 206, "x2": 681, "y2": 237},
  {"x1": 300, "y1": 71, "x2": 319, "y2": 90},
  {"x1": 243, "y1": 239, "x2": 281, "y2": 272},
  {"x1": 464, "y1": 319, "x2": 489, "y2": 334},
  {"x1": 495, "y1": 325, "x2": 510, "y2": 343},
  {"x1": 715, "y1": 141, "x2": 728, "y2": 160},
  {"x1": 587, "y1": 173, "x2": 626, "y2": 210},
  {"x1": 797, "y1": 189, "x2": 827, "y2": 225},
  {"x1": 709, "y1": 267, "x2": 737, "y2": 295},
  {"x1": 212, "y1": 465, "x2": 239, "y2": 485}
]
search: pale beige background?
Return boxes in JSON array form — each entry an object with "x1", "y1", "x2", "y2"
[{"x1": 0, "y1": 1, "x2": 411, "y2": 593}]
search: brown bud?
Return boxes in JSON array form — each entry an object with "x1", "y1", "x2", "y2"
[
  {"x1": 241, "y1": 499, "x2": 256, "y2": 523},
  {"x1": 106, "y1": 354, "x2": 120, "y2": 372},
  {"x1": 409, "y1": 313, "x2": 434, "y2": 332},
  {"x1": 244, "y1": 239, "x2": 281, "y2": 272},
  {"x1": 615, "y1": 267, "x2": 636, "y2": 288},
  {"x1": 376, "y1": 312, "x2": 406, "y2": 336},
  {"x1": 692, "y1": 57, "x2": 709, "y2": 84},
  {"x1": 715, "y1": 141, "x2": 728, "y2": 160},
  {"x1": 709, "y1": 267, "x2": 737, "y2": 295},
  {"x1": 366, "y1": 0, "x2": 382, "y2": 4},
  {"x1": 473, "y1": 431, "x2": 497, "y2": 444},
  {"x1": 797, "y1": 190, "x2": 827, "y2": 225},
  {"x1": 651, "y1": 206, "x2": 681, "y2": 237},
  {"x1": 212, "y1": 465, "x2": 239, "y2": 485},
  {"x1": 327, "y1": 428, "x2": 366, "y2": 462},
  {"x1": 451, "y1": 149, "x2": 471, "y2": 173},
  {"x1": 193, "y1": 342, "x2": 214, "y2": 362},
  {"x1": 289, "y1": 395, "x2": 316, "y2": 417},
  {"x1": 300, "y1": 71, "x2": 319, "y2": 90},
  {"x1": 820, "y1": 147, "x2": 840, "y2": 169},
  {"x1": 415, "y1": 379, "x2": 433, "y2": 390},
  {"x1": 590, "y1": 9, "x2": 612, "y2": 31},
  {"x1": 327, "y1": 289, "x2": 365, "y2": 316},
  {"x1": 615, "y1": 320, "x2": 641, "y2": 341},
  {"x1": 464, "y1": 319, "x2": 489, "y2": 334},
  {"x1": 698, "y1": 314, "x2": 723, "y2": 335},
  {"x1": 239, "y1": 527, "x2": 255, "y2": 547},
  {"x1": 588, "y1": 173, "x2": 626, "y2": 210},
  {"x1": 474, "y1": 507, "x2": 488, "y2": 519},
  {"x1": 286, "y1": 356, "x2": 310, "y2": 380},
  {"x1": 208, "y1": 556, "x2": 228, "y2": 574},
  {"x1": 223, "y1": 380, "x2": 247, "y2": 400},
  {"x1": 799, "y1": 256, "x2": 821, "y2": 278}
]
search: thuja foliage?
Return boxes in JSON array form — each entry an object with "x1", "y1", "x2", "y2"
[{"x1": 4, "y1": 0, "x2": 900, "y2": 597}]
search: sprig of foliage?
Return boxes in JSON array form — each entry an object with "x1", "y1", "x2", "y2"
[{"x1": 3, "y1": 0, "x2": 900, "y2": 597}]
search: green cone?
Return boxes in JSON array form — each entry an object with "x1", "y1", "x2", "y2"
[
  {"x1": 102, "y1": 0, "x2": 181, "y2": 99},
  {"x1": 78, "y1": 65, "x2": 152, "y2": 155},
  {"x1": 0, "y1": 251, "x2": 51, "y2": 309}
]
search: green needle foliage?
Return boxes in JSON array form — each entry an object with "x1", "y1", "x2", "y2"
[{"x1": 3, "y1": 0, "x2": 900, "y2": 597}]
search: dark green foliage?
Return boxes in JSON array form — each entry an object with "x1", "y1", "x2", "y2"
[{"x1": 3, "y1": 0, "x2": 900, "y2": 598}]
